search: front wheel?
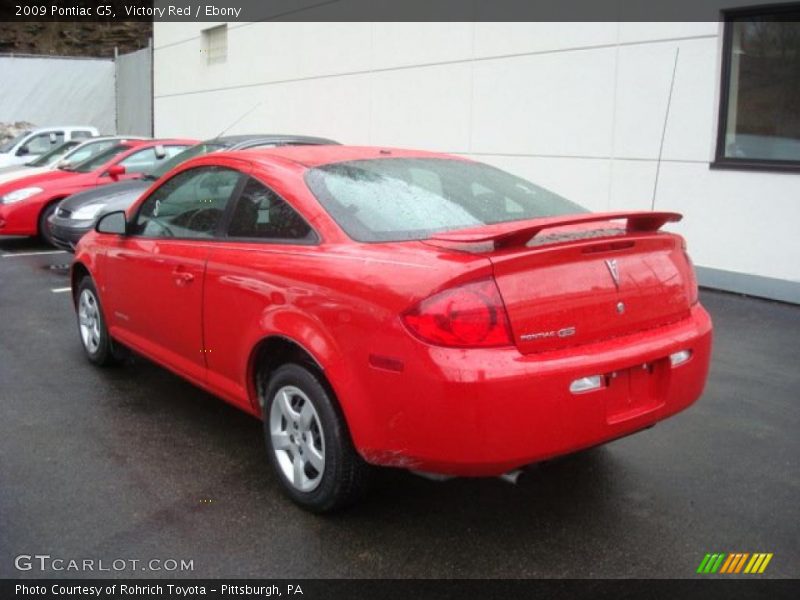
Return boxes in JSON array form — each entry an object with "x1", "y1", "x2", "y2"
[
  {"x1": 263, "y1": 363, "x2": 371, "y2": 512},
  {"x1": 38, "y1": 202, "x2": 58, "y2": 247},
  {"x1": 75, "y1": 277, "x2": 119, "y2": 366}
]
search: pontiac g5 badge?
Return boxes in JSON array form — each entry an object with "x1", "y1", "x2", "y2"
[{"x1": 520, "y1": 326, "x2": 576, "y2": 342}]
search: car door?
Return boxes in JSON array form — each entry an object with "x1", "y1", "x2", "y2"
[
  {"x1": 202, "y1": 173, "x2": 320, "y2": 409},
  {"x1": 102, "y1": 165, "x2": 245, "y2": 383}
]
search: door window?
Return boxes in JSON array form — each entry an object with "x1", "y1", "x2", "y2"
[
  {"x1": 132, "y1": 167, "x2": 242, "y2": 239},
  {"x1": 227, "y1": 177, "x2": 314, "y2": 241}
]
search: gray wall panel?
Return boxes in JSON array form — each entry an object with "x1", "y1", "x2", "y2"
[
  {"x1": 115, "y1": 45, "x2": 153, "y2": 136},
  {"x1": 0, "y1": 55, "x2": 115, "y2": 133}
]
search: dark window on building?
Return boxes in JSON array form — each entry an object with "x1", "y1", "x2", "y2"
[{"x1": 716, "y1": 7, "x2": 800, "y2": 170}]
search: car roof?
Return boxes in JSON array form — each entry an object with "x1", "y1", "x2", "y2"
[
  {"x1": 205, "y1": 134, "x2": 340, "y2": 147},
  {"x1": 68, "y1": 136, "x2": 150, "y2": 148},
  {"x1": 136, "y1": 138, "x2": 196, "y2": 145},
  {"x1": 230, "y1": 145, "x2": 461, "y2": 168},
  {"x1": 75, "y1": 139, "x2": 196, "y2": 168},
  {"x1": 103, "y1": 138, "x2": 194, "y2": 150},
  {"x1": 29, "y1": 126, "x2": 99, "y2": 132},
  {"x1": 91, "y1": 135, "x2": 150, "y2": 141}
]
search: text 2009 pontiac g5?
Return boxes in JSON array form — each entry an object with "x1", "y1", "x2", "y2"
[{"x1": 71, "y1": 146, "x2": 712, "y2": 512}]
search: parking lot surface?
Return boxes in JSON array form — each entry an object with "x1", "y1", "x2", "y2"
[{"x1": 1, "y1": 237, "x2": 798, "y2": 578}]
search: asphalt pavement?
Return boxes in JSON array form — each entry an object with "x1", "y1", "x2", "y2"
[{"x1": 0, "y1": 237, "x2": 798, "y2": 578}]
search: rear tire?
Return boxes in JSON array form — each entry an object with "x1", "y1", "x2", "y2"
[
  {"x1": 38, "y1": 202, "x2": 58, "y2": 247},
  {"x1": 75, "y1": 276, "x2": 119, "y2": 367},
  {"x1": 262, "y1": 363, "x2": 371, "y2": 512}
]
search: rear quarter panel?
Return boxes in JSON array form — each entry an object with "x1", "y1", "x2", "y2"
[
  {"x1": 197, "y1": 159, "x2": 495, "y2": 450},
  {"x1": 202, "y1": 239, "x2": 493, "y2": 451}
]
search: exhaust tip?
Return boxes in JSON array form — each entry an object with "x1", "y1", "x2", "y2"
[{"x1": 498, "y1": 470, "x2": 523, "y2": 485}]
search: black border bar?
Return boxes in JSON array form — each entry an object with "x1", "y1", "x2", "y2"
[
  {"x1": 1, "y1": 0, "x2": 800, "y2": 22},
  {"x1": 3, "y1": 579, "x2": 800, "y2": 600}
]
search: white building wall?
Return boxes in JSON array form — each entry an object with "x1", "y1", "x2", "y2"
[{"x1": 153, "y1": 22, "x2": 800, "y2": 300}]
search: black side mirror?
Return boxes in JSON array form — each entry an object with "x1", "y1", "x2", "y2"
[
  {"x1": 16, "y1": 146, "x2": 29, "y2": 156},
  {"x1": 96, "y1": 211, "x2": 127, "y2": 235}
]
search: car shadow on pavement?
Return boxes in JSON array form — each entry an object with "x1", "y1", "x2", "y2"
[
  {"x1": 0, "y1": 236, "x2": 52, "y2": 253},
  {"x1": 95, "y1": 350, "x2": 622, "y2": 540}
]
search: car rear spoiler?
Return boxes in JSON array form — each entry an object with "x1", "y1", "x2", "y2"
[{"x1": 428, "y1": 211, "x2": 682, "y2": 250}]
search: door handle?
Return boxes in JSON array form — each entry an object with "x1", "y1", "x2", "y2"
[{"x1": 172, "y1": 267, "x2": 195, "y2": 286}]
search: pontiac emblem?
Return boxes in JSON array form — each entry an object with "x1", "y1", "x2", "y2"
[{"x1": 604, "y1": 259, "x2": 620, "y2": 289}]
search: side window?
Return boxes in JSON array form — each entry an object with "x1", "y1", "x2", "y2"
[
  {"x1": 227, "y1": 177, "x2": 314, "y2": 241},
  {"x1": 118, "y1": 147, "x2": 175, "y2": 174},
  {"x1": 64, "y1": 140, "x2": 116, "y2": 166},
  {"x1": 132, "y1": 167, "x2": 242, "y2": 239},
  {"x1": 21, "y1": 132, "x2": 64, "y2": 154},
  {"x1": 119, "y1": 145, "x2": 187, "y2": 175},
  {"x1": 71, "y1": 130, "x2": 93, "y2": 140}
]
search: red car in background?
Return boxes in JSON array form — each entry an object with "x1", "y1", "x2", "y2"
[
  {"x1": 71, "y1": 146, "x2": 712, "y2": 512},
  {"x1": 0, "y1": 139, "x2": 194, "y2": 245}
]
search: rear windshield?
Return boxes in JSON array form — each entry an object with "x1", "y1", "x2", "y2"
[
  {"x1": 305, "y1": 158, "x2": 586, "y2": 242},
  {"x1": 66, "y1": 144, "x2": 132, "y2": 173}
]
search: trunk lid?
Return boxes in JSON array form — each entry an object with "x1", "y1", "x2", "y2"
[{"x1": 426, "y1": 212, "x2": 695, "y2": 354}]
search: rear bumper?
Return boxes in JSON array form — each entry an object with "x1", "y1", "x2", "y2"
[{"x1": 355, "y1": 304, "x2": 712, "y2": 475}]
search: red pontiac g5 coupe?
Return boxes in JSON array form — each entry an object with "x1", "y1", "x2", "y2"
[
  {"x1": 0, "y1": 139, "x2": 195, "y2": 245},
  {"x1": 71, "y1": 146, "x2": 712, "y2": 512}
]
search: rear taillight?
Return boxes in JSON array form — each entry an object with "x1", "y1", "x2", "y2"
[
  {"x1": 686, "y1": 258, "x2": 699, "y2": 305},
  {"x1": 681, "y1": 240, "x2": 699, "y2": 306},
  {"x1": 402, "y1": 279, "x2": 513, "y2": 348}
]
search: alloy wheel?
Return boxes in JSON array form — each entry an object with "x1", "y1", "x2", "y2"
[
  {"x1": 78, "y1": 289, "x2": 101, "y2": 354},
  {"x1": 269, "y1": 385, "x2": 326, "y2": 492}
]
